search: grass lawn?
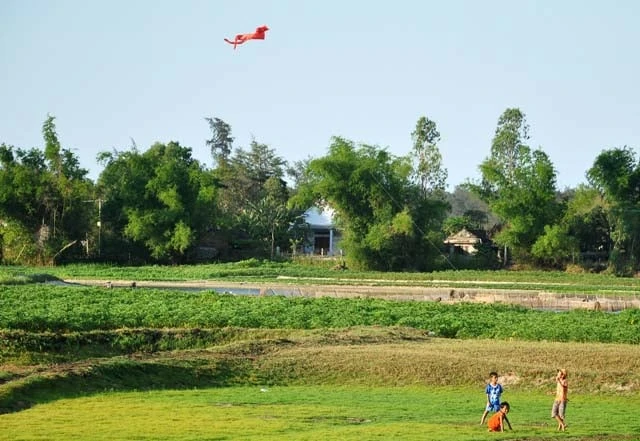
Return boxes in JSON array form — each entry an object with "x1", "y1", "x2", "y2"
[{"x1": 1, "y1": 386, "x2": 638, "y2": 440}]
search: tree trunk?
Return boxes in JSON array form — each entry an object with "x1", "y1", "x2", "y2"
[
  {"x1": 270, "y1": 228, "x2": 275, "y2": 260},
  {"x1": 503, "y1": 245, "x2": 508, "y2": 267}
]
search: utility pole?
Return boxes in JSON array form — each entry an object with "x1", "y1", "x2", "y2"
[
  {"x1": 83, "y1": 198, "x2": 105, "y2": 257},
  {"x1": 97, "y1": 198, "x2": 102, "y2": 256}
]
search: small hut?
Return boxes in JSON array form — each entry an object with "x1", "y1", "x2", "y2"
[{"x1": 444, "y1": 228, "x2": 488, "y2": 255}]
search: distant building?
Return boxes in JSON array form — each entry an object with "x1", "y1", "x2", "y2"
[
  {"x1": 444, "y1": 228, "x2": 489, "y2": 255},
  {"x1": 303, "y1": 206, "x2": 341, "y2": 256}
]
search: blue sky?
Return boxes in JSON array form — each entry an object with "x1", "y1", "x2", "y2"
[{"x1": 2, "y1": 0, "x2": 639, "y2": 189}]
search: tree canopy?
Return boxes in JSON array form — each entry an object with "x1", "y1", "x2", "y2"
[
  {"x1": 292, "y1": 136, "x2": 449, "y2": 271},
  {"x1": 0, "y1": 116, "x2": 93, "y2": 264},
  {"x1": 97, "y1": 141, "x2": 218, "y2": 262},
  {"x1": 587, "y1": 147, "x2": 640, "y2": 274},
  {"x1": 2, "y1": 112, "x2": 639, "y2": 273},
  {"x1": 471, "y1": 108, "x2": 561, "y2": 264}
]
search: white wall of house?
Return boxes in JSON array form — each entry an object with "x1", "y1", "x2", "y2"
[{"x1": 303, "y1": 206, "x2": 341, "y2": 256}]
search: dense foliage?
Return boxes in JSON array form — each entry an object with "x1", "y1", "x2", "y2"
[
  {"x1": 588, "y1": 147, "x2": 640, "y2": 274},
  {"x1": 97, "y1": 141, "x2": 218, "y2": 262},
  {"x1": 470, "y1": 109, "x2": 562, "y2": 264},
  {"x1": 2, "y1": 110, "x2": 640, "y2": 272},
  {"x1": 291, "y1": 137, "x2": 448, "y2": 271},
  {"x1": 0, "y1": 116, "x2": 94, "y2": 264}
]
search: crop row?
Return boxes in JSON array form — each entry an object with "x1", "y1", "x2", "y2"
[{"x1": 1, "y1": 285, "x2": 639, "y2": 344}]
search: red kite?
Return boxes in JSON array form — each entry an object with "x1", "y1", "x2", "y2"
[{"x1": 224, "y1": 25, "x2": 269, "y2": 49}]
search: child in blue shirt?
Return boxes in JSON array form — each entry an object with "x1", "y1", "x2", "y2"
[{"x1": 480, "y1": 371, "x2": 510, "y2": 428}]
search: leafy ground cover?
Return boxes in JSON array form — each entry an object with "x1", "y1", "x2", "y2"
[{"x1": 1, "y1": 285, "x2": 639, "y2": 342}]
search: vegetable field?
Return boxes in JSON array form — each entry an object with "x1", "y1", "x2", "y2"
[
  {"x1": 1, "y1": 285, "x2": 639, "y2": 342},
  {"x1": 1, "y1": 262, "x2": 640, "y2": 440}
]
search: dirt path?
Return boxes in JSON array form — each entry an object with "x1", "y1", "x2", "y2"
[{"x1": 62, "y1": 278, "x2": 640, "y2": 311}]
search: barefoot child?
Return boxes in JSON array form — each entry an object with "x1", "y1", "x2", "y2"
[
  {"x1": 552, "y1": 369, "x2": 568, "y2": 431},
  {"x1": 481, "y1": 371, "x2": 506, "y2": 425},
  {"x1": 487, "y1": 402, "x2": 511, "y2": 432}
]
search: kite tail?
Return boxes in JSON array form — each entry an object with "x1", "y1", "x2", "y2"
[{"x1": 223, "y1": 38, "x2": 238, "y2": 49}]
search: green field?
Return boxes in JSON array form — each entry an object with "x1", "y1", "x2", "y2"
[
  {"x1": 2, "y1": 386, "x2": 639, "y2": 441},
  {"x1": 1, "y1": 262, "x2": 640, "y2": 440},
  {"x1": 1, "y1": 285, "x2": 639, "y2": 342}
]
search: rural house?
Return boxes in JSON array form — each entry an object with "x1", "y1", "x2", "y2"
[
  {"x1": 443, "y1": 228, "x2": 489, "y2": 255},
  {"x1": 302, "y1": 206, "x2": 341, "y2": 256}
]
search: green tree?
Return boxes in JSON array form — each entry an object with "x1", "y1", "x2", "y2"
[
  {"x1": 292, "y1": 136, "x2": 448, "y2": 271},
  {"x1": 216, "y1": 139, "x2": 287, "y2": 215},
  {"x1": 40, "y1": 116, "x2": 93, "y2": 247},
  {"x1": 528, "y1": 185, "x2": 611, "y2": 269},
  {"x1": 490, "y1": 108, "x2": 530, "y2": 183},
  {"x1": 286, "y1": 157, "x2": 313, "y2": 194},
  {"x1": 472, "y1": 108, "x2": 561, "y2": 264},
  {"x1": 205, "y1": 117, "x2": 234, "y2": 166},
  {"x1": 587, "y1": 146, "x2": 640, "y2": 274},
  {"x1": 232, "y1": 139, "x2": 287, "y2": 183},
  {"x1": 244, "y1": 176, "x2": 305, "y2": 259},
  {"x1": 211, "y1": 138, "x2": 303, "y2": 260},
  {"x1": 564, "y1": 185, "x2": 610, "y2": 264},
  {"x1": 531, "y1": 224, "x2": 578, "y2": 268},
  {"x1": 411, "y1": 116, "x2": 448, "y2": 197},
  {"x1": 0, "y1": 116, "x2": 94, "y2": 264},
  {"x1": 97, "y1": 141, "x2": 217, "y2": 262}
]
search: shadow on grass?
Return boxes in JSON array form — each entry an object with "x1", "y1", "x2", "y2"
[{"x1": 0, "y1": 357, "x2": 255, "y2": 414}]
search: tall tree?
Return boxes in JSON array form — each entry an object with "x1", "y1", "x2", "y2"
[
  {"x1": 216, "y1": 139, "x2": 288, "y2": 221},
  {"x1": 43, "y1": 114, "x2": 62, "y2": 176},
  {"x1": 411, "y1": 116, "x2": 448, "y2": 197},
  {"x1": 490, "y1": 108, "x2": 529, "y2": 184},
  {"x1": 210, "y1": 136, "x2": 303, "y2": 260},
  {"x1": 40, "y1": 115, "x2": 92, "y2": 240},
  {"x1": 231, "y1": 139, "x2": 287, "y2": 183},
  {"x1": 205, "y1": 117, "x2": 234, "y2": 166},
  {"x1": 291, "y1": 136, "x2": 448, "y2": 271},
  {"x1": 472, "y1": 108, "x2": 560, "y2": 264},
  {"x1": 97, "y1": 141, "x2": 218, "y2": 262},
  {"x1": 0, "y1": 116, "x2": 93, "y2": 264},
  {"x1": 587, "y1": 146, "x2": 640, "y2": 273}
]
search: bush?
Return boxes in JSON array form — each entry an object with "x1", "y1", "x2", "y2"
[
  {"x1": 564, "y1": 264, "x2": 586, "y2": 274},
  {"x1": 0, "y1": 221, "x2": 40, "y2": 265}
]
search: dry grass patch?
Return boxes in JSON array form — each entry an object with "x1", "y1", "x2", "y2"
[
  {"x1": 256, "y1": 335, "x2": 640, "y2": 393},
  {"x1": 3, "y1": 327, "x2": 640, "y2": 415}
]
